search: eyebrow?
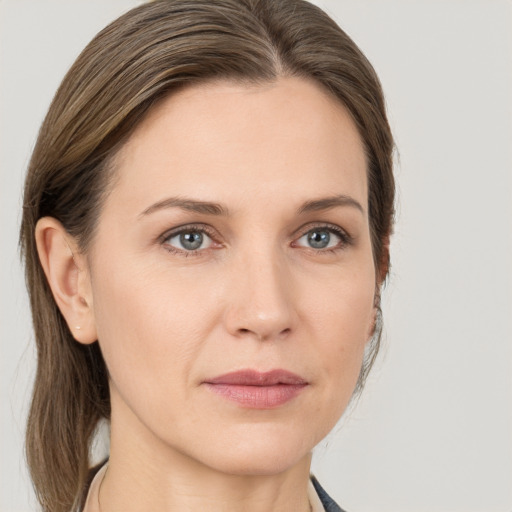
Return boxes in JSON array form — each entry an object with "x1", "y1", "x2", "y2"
[
  {"x1": 139, "y1": 193, "x2": 364, "y2": 219},
  {"x1": 297, "y1": 194, "x2": 365, "y2": 215},
  {"x1": 139, "y1": 197, "x2": 229, "y2": 218}
]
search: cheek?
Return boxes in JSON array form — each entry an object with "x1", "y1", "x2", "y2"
[
  {"x1": 307, "y1": 258, "x2": 376, "y2": 344},
  {"x1": 88, "y1": 254, "x2": 220, "y2": 400},
  {"x1": 305, "y1": 262, "x2": 376, "y2": 402}
]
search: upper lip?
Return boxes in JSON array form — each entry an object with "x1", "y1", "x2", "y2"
[{"x1": 205, "y1": 369, "x2": 308, "y2": 386}]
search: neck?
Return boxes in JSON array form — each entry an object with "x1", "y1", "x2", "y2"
[
  {"x1": 100, "y1": 454, "x2": 312, "y2": 512},
  {"x1": 99, "y1": 391, "x2": 313, "y2": 512}
]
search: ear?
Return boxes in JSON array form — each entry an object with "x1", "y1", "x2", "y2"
[
  {"x1": 35, "y1": 217, "x2": 97, "y2": 344},
  {"x1": 367, "y1": 233, "x2": 390, "y2": 340},
  {"x1": 367, "y1": 294, "x2": 380, "y2": 341},
  {"x1": 378, "y1": 234, "x2": 391, "y2": 284}
]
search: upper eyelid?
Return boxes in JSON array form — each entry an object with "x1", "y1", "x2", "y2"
[
  {"x1": 160, "y1": 223, "x2": 217, "y2": 242},
  {"x1": 293, "y1": 222, "x2": 352, "y2": 240}
]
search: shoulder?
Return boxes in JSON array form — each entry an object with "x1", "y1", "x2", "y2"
[{"x1": 310, "y1": 475, "x2": 348, "y2": 512}]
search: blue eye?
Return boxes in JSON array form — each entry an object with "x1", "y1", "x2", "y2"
[
  {"x1": 165, "y1": 230, "x2": 213, "y2": 251},
  {"x1": 297, "y1": 228, "x2": 344, "y2": 250}
]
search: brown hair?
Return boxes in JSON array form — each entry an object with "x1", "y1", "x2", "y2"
[{"x1": 20, "y1": 1, "x2": 394, "y2": 510}]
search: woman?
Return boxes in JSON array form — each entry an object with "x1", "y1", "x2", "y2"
[{"x1": 20, "y1": 0, "x2": 394, "y2": 511}]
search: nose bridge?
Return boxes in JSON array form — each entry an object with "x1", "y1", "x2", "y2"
[{"x1": 224, "y1": 240, "x2": 296, "y2": 341}]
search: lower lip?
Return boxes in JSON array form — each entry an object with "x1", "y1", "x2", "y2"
[{"x1": 205, "y1": 383, "x2": 307, "y2": 408}]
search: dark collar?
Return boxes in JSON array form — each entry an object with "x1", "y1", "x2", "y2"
[{"x1": 310, "y1": 475, "x2": 346, "y2": 512}]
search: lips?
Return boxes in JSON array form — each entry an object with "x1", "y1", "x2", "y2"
[{"x1": 203, "y1": 369, "x2": 308, "y2": 409}]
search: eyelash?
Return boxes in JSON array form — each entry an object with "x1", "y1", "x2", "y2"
[
  {"x1": 159, "y1": 222, "x2": 353, "y2": 257},
  {"x1": 294, "y1": 223, "x2": 353, "y2": 254},
  {"x1": 159, "y1": 223, "x2": 218, "y2": 258}
]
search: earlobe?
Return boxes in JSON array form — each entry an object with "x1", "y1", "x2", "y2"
[{"x1": 35, "y1": 217, "x2": 97, "y2": 344}]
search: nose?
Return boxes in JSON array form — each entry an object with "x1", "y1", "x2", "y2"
[{"x1": 223, "y1": 249, "x2": 297, "y2": 342}]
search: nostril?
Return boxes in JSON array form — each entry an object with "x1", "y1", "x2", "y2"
[{"x1": 236, "y1": 327, "x2": 292, "y2": 340}]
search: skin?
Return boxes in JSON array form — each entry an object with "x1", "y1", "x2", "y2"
[{"x1": 36, "y1": 76, "x2": 377, "y2": 511}]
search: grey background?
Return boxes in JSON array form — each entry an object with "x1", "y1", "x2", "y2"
[{"x1": 1, "y1": 1, "x2": 511, "y2": 511}]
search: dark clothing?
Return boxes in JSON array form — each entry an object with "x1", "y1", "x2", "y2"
[{"x1": 311, "y1": 475, "x2": 346, "y2": 512}]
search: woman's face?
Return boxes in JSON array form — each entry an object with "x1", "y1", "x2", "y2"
[{"x1": 85, "y1": 77, "x2": 376, "y2": 475}]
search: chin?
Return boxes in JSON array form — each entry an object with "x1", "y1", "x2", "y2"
[
  {"x1": 205, "y1": 447, "x2": 310, "y2": 477},
  {"x1": 183, "y1": 422, "x2": 320, "y2": 477}
]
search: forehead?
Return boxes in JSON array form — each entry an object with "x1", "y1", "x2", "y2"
[{"x1": 108, "y1": 76, "x2": 368, "y2": 217}]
